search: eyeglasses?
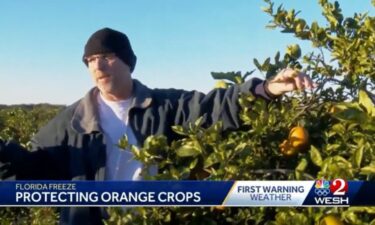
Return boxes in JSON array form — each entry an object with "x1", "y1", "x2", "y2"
[{"x1": 85, "y1": 54, "x2": 117, "y2": 64}]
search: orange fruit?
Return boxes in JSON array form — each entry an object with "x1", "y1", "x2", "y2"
[
  {"x1": 279, "y1": 126, "x2": 309, "y2": 156},
  {"x1": 279, "y1": 139, "x2": 298, "y2": 156},
  {"x1": 320, "y1": 215, "x2": 344, "y2": 225},
  {"x1": 288, "y1": 126, "x2": 309, "y2": 151},
  {"x1": 214, "y1": 205, "x2": 225, "y2": 211}
]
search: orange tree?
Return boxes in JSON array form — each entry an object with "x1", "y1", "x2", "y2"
[
  {"x1": 109, "y1": 0, "x2": 375, "y2": 224},
  {"x1": 0, "y1": 1, "x2": 373, "y2": 224},
  {"x1": 0, "y1": 105, "x2": 63, "y2": 225}
]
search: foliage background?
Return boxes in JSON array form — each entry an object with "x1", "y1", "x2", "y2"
[{"x1": 0, "y1": 0, "x2": 374, "y2": 224}]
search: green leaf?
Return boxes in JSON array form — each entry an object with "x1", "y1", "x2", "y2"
[
  {"x1": 266, "y1": 24, "x2": 278, "y2": 29},
  {"x1": 274, "y1": 51, "x2": 280, "y2": 63},
  {"x1": 194, "y1": 116, "x2": 204, "y2": 127},
  {"x1": 189, "y1": 158, "x2": 199, "y2": 170},
  {"x1": 261, "y1": 6, "x2": 272, "y2": 14},
  {"x1": 333, "y1": 106, "x2": 368, "y2": 124},
  {"x1": 262, "y1": 57, "x2": 271, "y2": 71},
  {"x1": 296, "y1": 158, "x2": 308, "y2": 172},
  {"x1": 211, "y1": 71, "x2": 241, "y2": 83},
  {"x1": 176, "y1": 145, "x2": 200, "y2": 157},
  {"x1": 360, "y1": 120, "x2": 375, "y2": 132},
  {"x1": 172, "y1": 125, "x2": 187, "y2": 136},
  {"x1": 359, "y1": 89, "x2": 375, "y2": 117},
  {"x1": 253, "y1": 58, "x2": 262, "y2": 71},
  {"x1": 332, "y1": 123, "x2": 346, "y2": 134},
  {"x1": 131, "y1": 145, "x2": 141, "y2": 159},
  {"x1": 360, "y1": 166, "x2": 375, "y2": 175},
  {"x1": 243, "y1": 70, "x2": 255, "y2": 80},
  {"x1": 354, "y1": 145, "x2": 364, "y2": 168},
  {"x1": 310, "y1": 145, "x2": 323, "y2": 167},
  {"x1": 204, "y1": 153, "x2": 220, "y2": 168},
  {"x1": 234, "y1": 75, "x2": 244, "y2": 84},
  {"x1": 295, "y1": 158, "x2": 308, "y2": 179},
  {"x1": 116, "y1": 134, "x2": 129, "y2": 150}
]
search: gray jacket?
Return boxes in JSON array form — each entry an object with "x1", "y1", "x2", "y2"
[{"x1": 0, "y1": 78, "x2": 271, "y2": 225}]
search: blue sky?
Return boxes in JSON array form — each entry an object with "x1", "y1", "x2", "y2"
[{"x1": 0, "y1": 1, "x2": 373, "y2": 104}]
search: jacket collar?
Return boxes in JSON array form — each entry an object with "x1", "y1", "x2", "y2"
[
  {"x1": 71, "y1": 79, "x2": 152, "y2": 134},
  {"x1": 131, "y1": 79, "x2": 153, "y2": 109}
]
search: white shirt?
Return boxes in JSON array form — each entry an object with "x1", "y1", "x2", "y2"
[{"x1": 97, "y1": 93, "x2": 143, "y2": 180}]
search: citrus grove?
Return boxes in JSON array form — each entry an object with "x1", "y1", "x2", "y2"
[{"x1": 1, "y1": 0, "x2": 374, "y2": 224}]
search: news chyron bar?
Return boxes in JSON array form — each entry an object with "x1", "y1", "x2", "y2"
[{"x1": 0, "y1": 179, "x2": 373, "y2": 206}]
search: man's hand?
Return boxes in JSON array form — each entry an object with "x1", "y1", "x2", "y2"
[{"x1": 265, "y1": 68, "x2": 316, "y2": 97}]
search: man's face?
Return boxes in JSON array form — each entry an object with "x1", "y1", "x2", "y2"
[{"x1": 86, "y1": 53, "x2": 132, "y2": 99}]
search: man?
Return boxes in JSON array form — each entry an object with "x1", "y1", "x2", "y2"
[{"x1": 0, "y1": 28, "x2": 314, "y2": 224}]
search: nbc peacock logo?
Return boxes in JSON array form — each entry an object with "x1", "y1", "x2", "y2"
[{"x1": 314, "y1": 178, "x2": 330, "y2": 197}]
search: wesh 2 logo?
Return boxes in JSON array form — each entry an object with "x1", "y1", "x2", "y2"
[{"x1": 314, "y1": 178, "x2": 349, "y2": 205}]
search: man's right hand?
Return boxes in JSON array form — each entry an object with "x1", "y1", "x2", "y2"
[{"x1": 265, "y1": 68, "x2": 316, "y2": 96}]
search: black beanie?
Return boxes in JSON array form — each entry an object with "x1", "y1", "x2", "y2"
[{"x1": 83, "y1": 28, "x2": 137, "y2": 72}]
